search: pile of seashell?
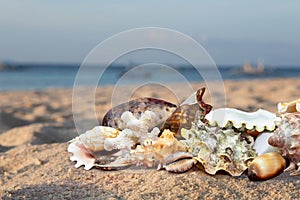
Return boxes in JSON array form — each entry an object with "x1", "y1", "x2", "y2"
[{"x1": 68, "y1": 88, "x2": 300, "y2": 181}]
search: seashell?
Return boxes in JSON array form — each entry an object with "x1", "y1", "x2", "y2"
[
  {"x1": 163, "y1": 87, "x2": 212, "y2": 137},
  {"x1": 162, "y1": 152, "x2": 196, "y2": 173},
  {"x1": 67, "y1": 126, "x2": 120, "y2": 170},
  {"x1": 181, "y1": 121, "x2": 257, "y2": 176},
  {"x1": 268, "y1": 113, "x2": 300, "y2": 176},
  {"x1": 248, "y1": 152, "x2": 286, "y2": 181},
  {"x1": 102, "y1": 97, "x2": 177, "y2": 131},
  {"x1": 69, "y1": 109, "x2": 180, "y2": 171},
  {"x1": 69, "y1": 126, "x2": 119, "y2": 152},
  {"x1": 129, "y1": 129, "x2": 188, "y2": 168},
  {"x1": 205, "y1": 108, "x2": 280, "y2": 132},
  {"x1": 277, "y1": 98, "x2": 300, "y2": 114},
  {"x1": 253, "y1": 132, "x2": 280, "y2": 156}
]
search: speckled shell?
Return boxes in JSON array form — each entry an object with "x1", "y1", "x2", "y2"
[
  {"x1": 268, "y1": 113, "x2": 300, "y2": 176},
  {"x1": 163, "y1": 88, "x2": 212, "y2": 137},
  {"x1": 102, "y1": 97, "x2": 177, "y2": 131},
  {"x1": 181, "y1": 122, "x2": 257, "y2": 176},
  {"x1": 205, "y1": 108, "x2": 279, "y2": 132}
]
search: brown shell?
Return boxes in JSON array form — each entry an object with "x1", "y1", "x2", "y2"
[
  {"x1": 248, "y1": 152, "x2": 286, "y2": 181},
  {"x1": 102, "y1": 97, "x2": 177, "y2": 131},
  {"x1": 162, "y1": 87, "x2": 212, "y2": 137}
]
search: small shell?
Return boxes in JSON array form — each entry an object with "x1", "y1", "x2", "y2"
[
  {"x1": 277, "y1": 98, "x2": 300, "y2": 114},
  {"x1": 162, "y1": 152, "x2": 196, "y2": 173},
  {"x1": 248, "y1": 152, "x2": 286, "y2": 181},
  {"x1": 205, "y1": 108, "x2": 280, "y2": 132}
]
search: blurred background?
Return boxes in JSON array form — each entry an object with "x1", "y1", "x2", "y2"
[{"x1": 0, "y1": 1, "x2": 300, "y2": 90}]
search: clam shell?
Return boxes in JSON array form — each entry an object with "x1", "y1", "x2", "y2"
[
  {"x1": 205, "y1": 108, "x2": 280, "y2": 132},
  {"x1": 181, "y1": 122, "x2": 257, "y2": 176}
]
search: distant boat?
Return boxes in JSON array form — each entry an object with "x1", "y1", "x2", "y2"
[{"x1": 242, "y1": 62, "x2": 264, "y2": 75}]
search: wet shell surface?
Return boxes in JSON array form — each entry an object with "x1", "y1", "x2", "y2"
[
  {"x1": 248, "y1": 152, "x2": 286, "y2": 181},
  {"x1": 268, "y1": 113, "x2": 300, "y2": 176},
  {"x1": 181, "y1": 121, "x2": 257, "y2": 176},
  {"x1": 102, "y1": 97, "x2": 177, "y2": 131},
  {"x1": 277, "y1": 98, "x2": 300, "y2": 114},
  {"x1": 163, "y1": 87, "x2": 212, "y2": 136},
  {"x1": 205, "y1": 108, "x2": 280, "y2": 132}
]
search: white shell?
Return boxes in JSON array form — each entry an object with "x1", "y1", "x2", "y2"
[
  {"x1": 69, "y1": 126, "x2": 119, "y2": 152},
  {"x1": 277, "y1": 98, "x2": 300, "y2": 114},
  {"x1": 67, "y1": 126, "x2": 120, "y2": 170},
  {"x1": 67, "y1": 142, "x2": 96, "y2": 170},
  {"x1": 205, "y1": 108, "x2": 280, "y2": 132},
  {"x1": 253, "y1": 132, "x2": 280, "y2": 156}
]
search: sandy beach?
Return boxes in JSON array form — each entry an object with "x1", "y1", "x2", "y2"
[{"x1": 1, "y1": 78, "x2": 300, "y2": 199}]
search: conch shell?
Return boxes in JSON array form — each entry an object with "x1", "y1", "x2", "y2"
[
  {"x1": 163, "y1": 87, "x2": 212, "y2": 137},
  {"x1": 67, "y1": 126, "x2": 120, "y2": 170},
  {"x1": 268, "y1": 113, "x2": 300, "y2": 176},
  {"x1": 205, "y1": 108, "x2": 280, "y2": 132}
]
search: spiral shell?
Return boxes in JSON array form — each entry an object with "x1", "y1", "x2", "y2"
[
  {"x1": 163, "y1": 87, "x2": 212, "y2": 137},
  {"x1": 268, "y1": 113, "x2": 300, "y2": 176}
]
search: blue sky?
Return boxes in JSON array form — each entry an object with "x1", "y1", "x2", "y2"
[{"x1": 0, "y1": 1, "x2": 299, "y2": 65}]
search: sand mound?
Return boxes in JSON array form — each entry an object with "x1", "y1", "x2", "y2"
[
  {"x1": 1, "y1": 79, "x2": 300, "y2": 199},
  {"x1": 0, "y1": 123, "x2": 77, "y2": 147}
]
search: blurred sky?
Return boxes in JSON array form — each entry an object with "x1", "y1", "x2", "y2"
[{"x1": 0, "y1": 1, "x2": 299, "y2": 66}]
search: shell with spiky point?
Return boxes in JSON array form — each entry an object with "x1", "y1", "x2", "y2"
[
  {"x1": 268, "y1": 113, "x2": 300, "y2": 176},
  {"x1": 181, "y1": 121, "x2": 257, "y2": 176},
  {"x1": 163, "y1": 87, "x2": 212, "y2": 137}
]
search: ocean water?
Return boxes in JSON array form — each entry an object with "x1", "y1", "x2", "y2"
[{"x1": 0, "y1": 64, "x2": 300, "y2": 91}]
